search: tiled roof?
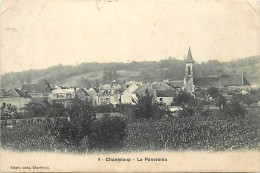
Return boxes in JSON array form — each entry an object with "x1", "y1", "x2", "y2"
[
  {"x1": 152, "y1": 82, "x2": 174, "y2": 90},
  {"x1": 156, "y1": 90, "x2": 176, "y2": 97},
  {"x1": 168, "y1": 80, "x2": 184, "y2": 88},
  {"x1": 194, "y1": 74, "x2": 250, "y2": 87},
  {"x1": 132, "y1": 84, "x2": 152, "y2": 94},
  {"x1": 194, "y1": 77, "x2": 220, "y2": 88},
  {"x1": 86, "y1": 89, "x2": 96, "y2": 96},
  {"x1": 76, "y1": 88, "x2": 90, "y2": 96},
  {"x1": 21, "y1": 83, "x2": 52, "y2": 93},
  {"x1": 3, "y1": 88, "x2": 29, "y2": 97},
  {"x1": 91, "y1": 87, "x2": 99, "y2": 93},
  {"x1": 220, "y1": 73, "x2": 250, "y2": 86}
]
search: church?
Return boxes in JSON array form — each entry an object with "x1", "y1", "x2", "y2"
[{"x1": 168, "y1": 47, "x2": 251, "y2": 93}]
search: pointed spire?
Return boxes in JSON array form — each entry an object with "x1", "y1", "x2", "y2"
[
  {"x1": 186, "y1": 47, "x2": 195, "y2": 63},
  {"x1": 187, "y1": 47, "x2": 193, "y2": 60}
]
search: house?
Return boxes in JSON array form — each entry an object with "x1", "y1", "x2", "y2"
[
  {"x1": 151, "y1": 82, "x2": 176, "y2": 106},
  {"x1": 0, "y1": 88, "x2": 32, "y2": 112},
  {"x1": 219, "y1": 73, "x2": 251, "y2": 92},
  {"x1": 97, "y1": 90, "x2": 121, "y2": 105},
  {"x1": 49, "y1": 86, "x2": 76, "y2": 106},
  {"x1": 49, "y1": 86, "x2": 93, "y2": 106},
  {"x1": 99, "y1": 81, "x2": 122, "y2": 93},
  {"x1": 194, "y1": 74, "x2": 251, "y2": 92},
  {"x1": 96, "y1": 82, "x2": 122, "y2": 105},
  {"x1": 129, "y1": 82, "x2": 177, "y2": 106},
  {"x1": 20, "y1": 80, "x2": 52, "y2": 103}
]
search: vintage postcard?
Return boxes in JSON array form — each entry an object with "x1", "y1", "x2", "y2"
[{"x1": 1, "y1": 0, "x2": 260, "y2": 172}]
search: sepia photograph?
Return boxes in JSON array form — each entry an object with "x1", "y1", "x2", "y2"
[{"x1": 0, "y1": 0, "x2": 260, "y2": 172}]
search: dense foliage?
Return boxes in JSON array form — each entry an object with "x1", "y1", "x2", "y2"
[
  {"x1": 1, "y1": 89, "x2": 260, "y2": 153},
  {"x1": 131, "y1": 90, "x2": 168, "y2": 120},
  {"x1": 47, "y1": 98, "x2": 96, "y2": 150},
  {"x1": 87, "y1": 114, "x2": 126, "y2": 151},
  {"x1": 1, "y1": 105, "x2": 21, "y2": 119},
  {"x1": 1, "y1": 109, "x2": 259, "y2": 152},
  {"x1": 124, "y1": 110, "x2": 260, "y2": 151}
]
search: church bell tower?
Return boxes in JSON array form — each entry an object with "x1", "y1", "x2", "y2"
[{"x1": 184, "y1": 47, "x2": 195, "y2": 93}]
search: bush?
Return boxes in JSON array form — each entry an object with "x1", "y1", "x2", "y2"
[
  {"x1": 178, "y1": 107, "x2": 195, "y2": 117},
  {"x1": 207, "y1": 87, "x2": 220, "y2": 99},
  {"x1": 178, "y1": 97, "x2": 210, "y2": 117},
  {"x1": 215, "y1": 95, "x2": 227, "y2": 109},
  {"x1": 95, "y1": 103, "x2": 117, "y2": 113},
  {"x1": 222, "y1": 102, "x2": 247, "y2": 118},
  {"x1": 23, "y1": 102, "x2": 47, "y2": 117},
  {"x1": 1, "y1": 105, "x2": 18, "y2": 119}
]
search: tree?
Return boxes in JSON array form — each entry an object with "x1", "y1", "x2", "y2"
[
  {"x1": 102, "y1": 70, "x2": 120, "y2": 84},
  {"x1": 45, "y1": 102, "x2": 66, "y2": 117},
  {"x1": 172, "y1": 91, "x2": 192, "y2": 105},
  {"x1": 95, "y1": 80, "x2": 100, "y2": 88},
  {"x1": 87, "y1": 81, "x2": 92, "y2": 89},
  {"x1": 48, "y1": 98, "x2": 96, "y2": 151},
  {"x1": 132, "y1": 89, "x2": 165, "y2": 120}
]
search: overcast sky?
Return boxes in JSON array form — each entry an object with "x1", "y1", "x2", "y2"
[{"x1": 1, "y1": 0, "x2": 260, "y2": 74}]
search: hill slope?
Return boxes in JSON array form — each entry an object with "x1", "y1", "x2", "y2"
[{"x1": 1, "y1": 56, "x2": 260, "y2": 90}]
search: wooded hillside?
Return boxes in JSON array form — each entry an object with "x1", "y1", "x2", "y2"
[{"x1": 1, "y1": 56, "x2": 259, "y2": 90}]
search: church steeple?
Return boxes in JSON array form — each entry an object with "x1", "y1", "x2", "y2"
[
  {"x1": 186, "y1": 46, "x2": 195, "y2": 63},
  {"x1": 184, "y1": 47, "x2": 195, "y2": 93}
]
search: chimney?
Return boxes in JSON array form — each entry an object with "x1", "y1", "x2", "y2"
[{"x1": 242, "y1": 73, "x2": 244, "y2": 86}]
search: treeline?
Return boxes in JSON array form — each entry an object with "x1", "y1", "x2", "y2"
[{"x1": 2, "y1": 56, "x2": 260, "y2": 89}]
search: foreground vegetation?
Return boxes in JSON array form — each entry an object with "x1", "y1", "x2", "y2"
[
  {"x1": 1, "y1": 108, "x2": 259, "y2": 152},
  {"x1": 1, "y1": 89, "x2": 260, "y2": 153}
]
